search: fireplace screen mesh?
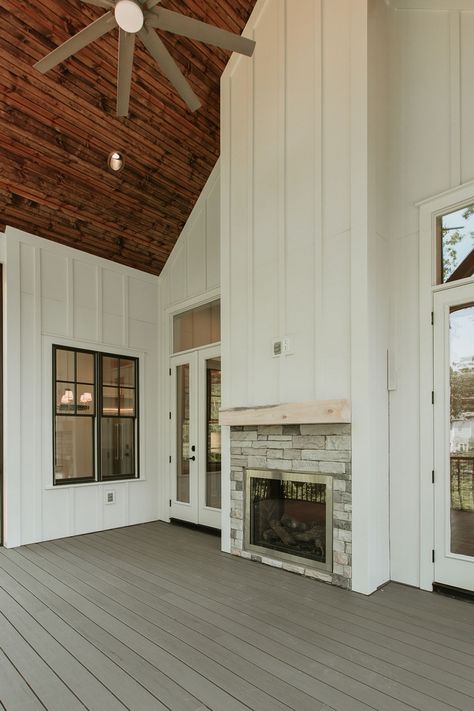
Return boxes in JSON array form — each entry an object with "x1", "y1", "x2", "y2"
[{"x1": 246, "y1": 469, "x2": 333, "y2": 571}]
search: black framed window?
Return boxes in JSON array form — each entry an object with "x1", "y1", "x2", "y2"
[
  {"x1": 100, "y1": 355, "x2": 138, "y2": 480},
  {"x1": 53, "y1": 347, "x2": 139, "y2": 485},
  {"x1": 54, "y1": 347, "x2": 96, "y2": 484}
]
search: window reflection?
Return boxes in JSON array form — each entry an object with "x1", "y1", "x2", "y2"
[{"x1": 439, "y1": 205, "x2": 474, "y2": 283}]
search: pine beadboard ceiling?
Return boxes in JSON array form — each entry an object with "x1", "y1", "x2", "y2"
[{"x1": 0, "y1": 0, "x2": 256, "y2": 274}]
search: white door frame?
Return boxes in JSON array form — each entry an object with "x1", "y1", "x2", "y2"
[
  {"x1": 418, "y1": 180, "x2": 474, "y2": 590},
  {"x1": 169, "y1": 343, "x2": 221, "y2": 529}
]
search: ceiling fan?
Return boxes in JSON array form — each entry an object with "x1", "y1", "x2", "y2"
[{"x1": 34, "y1": 0, "x2": 256, "y2": 117}]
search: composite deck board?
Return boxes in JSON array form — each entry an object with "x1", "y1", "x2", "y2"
[
  {"x1": 142, "y1": 527, "x2": 474, "y2": 646},
  {"x1": 0, "y1": 551, "x2": 251, "y2": 711},
  {"x1": 73, "y1": 528, "x2": 471, "y2": 678},
  {"x1": 53, "y1": 535, "x2": 474, "y2": 708},
  {"x1": 68, "y1": 527, "x2": 474, "y2": 696},
  {"x1": 0, "y1": 610, "x2": 86, "y2": 711},
  {"x1": 0, "y1": 567, "x2": 136, "y2": 711},
  {"x1": 0, "y1": 649, "x2": 45, "y2": 710},
  {"x1": 23, "y1": 542, "x2": 415, "y2": 711},
  {"x1": 43, "y1": 537, "x2": 474, "y2": 711},
  {"x1": 87, "y1": 526, "x2": 474, "y2": 679},
  {"x1": 0, "y1": 559, "x2": 208, "y2": 711},
  {"x1": 132, "y1": 524, "x2": 474, "y2": 647},
  {"x1": 0, "y1": 523, "x2": 472, "y2": 711},
  {"x1": 15, "y1": 547, "x2": 320, "y2": 711}
]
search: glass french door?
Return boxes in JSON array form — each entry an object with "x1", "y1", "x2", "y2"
[
  {"x1": 170, "y1": 344, "x2": 221, "y2": 529},
  {"x1": 433, "y1": 282, "x2": 474, "y2": 591}
]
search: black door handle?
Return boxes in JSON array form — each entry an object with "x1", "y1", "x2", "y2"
[{"x1": 187, "y1": 455, "x2": 196, "y2": 461}]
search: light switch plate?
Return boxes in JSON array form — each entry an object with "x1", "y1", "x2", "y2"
[{"x1": 282, "y1": 336, "x2": 292, "y2": 354}]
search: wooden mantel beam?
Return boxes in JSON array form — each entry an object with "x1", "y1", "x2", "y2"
[{"x1": 219, "y1": 400, "x2": 351, "y2": 426}]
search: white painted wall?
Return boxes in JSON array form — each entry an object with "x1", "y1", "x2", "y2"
[
  {"x1": 157, "y1": 163, "x2": 221, "y2": 523},
  {"x1": 159, "y1": 164, "x2": 220, "y2": 312},
  {"x1": 221, "y1": 0, "x2": 391, "y2": 592},
  {"x1": 2, "y1": 227, "x2": 159, "y2": 547},
  {"x1": 388, "y1": 0, "x2": 474, "y2": 587},
  {"x1": 221, "y1": 0, "x2": 352, "y2": 410}
]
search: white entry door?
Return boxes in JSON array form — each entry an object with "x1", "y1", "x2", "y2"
[
  {"x1": 433, "y1": 282, "x2": 474, "y2": 591},
  {"x1": 169, "y1": 344, "x2": 221, "y2": 529}
]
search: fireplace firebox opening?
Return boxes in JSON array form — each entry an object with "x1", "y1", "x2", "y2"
[{"x1": 245, "y1": 469, "x2": 333, "y2": 572}]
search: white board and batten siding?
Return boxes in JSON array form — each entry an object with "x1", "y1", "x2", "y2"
[
  {"x1": 157, "y1": 163, "x2": 221, "y2": 522},
  {"x1": 2, "y1": 227, "x2": 159, "y2": 548},
  {"x1": 221, "y1": 0, "x2": 352, "y2": 410},
  {"x1": 221, "y1": 0, "x2": 391, "y2": 593},
  {"x1": 388, "y1": 0, "x2": 474, "y2": 588},
  {"x1": 159, "y1": 163, "x2": 220, "y2": 314}
]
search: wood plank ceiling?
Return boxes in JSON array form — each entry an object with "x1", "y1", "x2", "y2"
[{"x1": 0, "y1": 0, "x2": 256, "y2": 274}]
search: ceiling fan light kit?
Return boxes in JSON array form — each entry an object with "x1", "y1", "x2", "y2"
[
  {"x1": 34, "y1": 0, "x2": 256, "y2": 117},
  {"x1": 114, "y1": 0, "x2": 144, "y2": 33}
]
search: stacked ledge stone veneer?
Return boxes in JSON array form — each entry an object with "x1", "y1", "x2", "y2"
[{"x1": 230, "y1": 423, "x2": 352, "y2": 589}]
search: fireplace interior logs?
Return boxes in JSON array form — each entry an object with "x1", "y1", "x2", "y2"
[{"x1": 250, "y1": 477, "x2": 327, "y2": 563}]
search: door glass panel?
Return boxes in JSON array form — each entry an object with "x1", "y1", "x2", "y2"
[
  {"x1": 206, "y1": 357, "x2": 221, "y2": 509},
  {"x1": 101, "y1": 418, "x2": 135, "y2": 478},
  {"x1": 449, "y1": 303, "x2": 474, "y2": 557},
  {"x1": 176, "y1": 364, "x2": 190, "y2": 503}
]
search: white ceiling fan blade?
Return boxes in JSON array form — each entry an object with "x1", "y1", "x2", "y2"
[
  {"x1": 81, "y1": 0, "x2": 114, "y2": 9},
  {"x1": 138, "y1": 27, "x2": 201, "y2": 112},
  {"x1": 147, "y1": 8, "x2": 255, "y2": 57},
  {"x1": 34, "y1": 12, "x2": 118, "y2": 74},
  {"x1": 117, "y1": 29, "x2": 135, "y2": 116}
]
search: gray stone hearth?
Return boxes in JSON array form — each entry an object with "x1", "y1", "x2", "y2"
[{"x1": 230, "y1": 423, "x2": 352, "y2": 589}]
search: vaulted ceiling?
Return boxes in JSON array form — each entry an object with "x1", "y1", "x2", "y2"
[{"x1": 0, "y1": 0, "x2": 256, "y2": 274}]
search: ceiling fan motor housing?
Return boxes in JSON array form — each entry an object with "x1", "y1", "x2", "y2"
[{"x1": 114, "y1": 0, "x2": 144, "y2": 34}]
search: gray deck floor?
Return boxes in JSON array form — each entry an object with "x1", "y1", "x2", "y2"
[{"x1": 0, "y1": 522, "x2": 473, "y2": 711}]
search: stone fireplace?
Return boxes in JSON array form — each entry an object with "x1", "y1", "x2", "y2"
[{"x1": 221, "y1": 402, "x2": 352, "y2": 589}]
